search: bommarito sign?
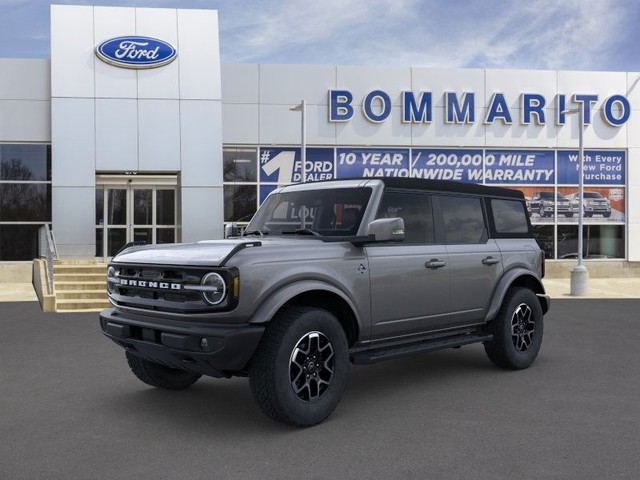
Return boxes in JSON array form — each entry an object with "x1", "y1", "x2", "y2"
[{"x1": 328, "y1": 90, "x2": 631, "y2": 127}]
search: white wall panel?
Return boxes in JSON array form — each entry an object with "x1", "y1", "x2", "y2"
[
  {"x1": 625, "y1": 72, "x2": 640, "y2": 106},
  {"x1": 411, "y1": 68, "x2": 485, "y2": 108},
  {"x1": 93, "y1": 6, "x2": 137, "y2": 99},
  {"x1": 178, "y1": 9, "x2": 221, "y2": 100},
  {"x1": 51, "y1": 5, "x2": 94, "y2": 98},
  {"x1": 259, "y1": 104, "x2": 302, "y2": 145},
  {"x1": 221, "y1": 64, "x2": 259, "y2": 104},
  {"x1": 52, "y1": 187, "x2": 95, "y2": 245},
  {"x1": 0, "y1": 101, "x2": 51, "y2": 142},
  {"x1": 0, "y1": 59, "x2": 50, "y2": 100},
  {"x1": 628, "y1": 148, "x2": 640, "y2": 186},
  {"x1": 222, "y1": 103, "x2": 259, "y2": 144},
  {"x1": 306, "y1": 105, "x2": 336, "y2": 145},
  {"x1": 628, "y1": 223, "x2": 640, "y2": 261},
  {"x1": 557, "y1": 71, "x2": 627, "y2": 111},
  {"x1": 556, "y1": 109, "x2": 627, "y2": 148},
  {"x1": 95, "y1": 99, "x2": 137, "y2": 170},
  {"x1": 180, "y1": 100, "x2": 223, "y2": 187},
  {"x1": 259, "y1": 64, "x2": 335, "y2": 106},
  {"x1": 136, "y1": 8, "x2": 180, "y2": 99},
  {"x1": 138, "y1": 99, "x2": 180, "y2": 171},
  {"x1": 485, "y1": 69, "x2": 556, "y2": 110},
  {"x1": 337, "y1": 66, "x2": 410, "y2": 107},
  {"x1": 336, "y1": 106, "x2": 412, "y2": 146},
  {"x1": 411, "y1": 107, "x2": 485, "y2": 147},
  {"x1": 485, "y1": 108, "x2": 557, "y2": 148},
  {"x1": 181, "y1": 186, "x2": 223, "y2": 241},
  {"x1": 51, "y1": 98, "x2": 95, "y2": 187}
]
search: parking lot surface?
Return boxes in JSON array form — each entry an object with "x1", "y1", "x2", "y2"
[{"x1": 1, "y1": 300, "x2": 639, "y2": 480}]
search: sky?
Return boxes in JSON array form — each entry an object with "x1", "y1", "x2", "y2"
[{"x1": 1, "y1": 0, "x2": 639, "y2": 72}]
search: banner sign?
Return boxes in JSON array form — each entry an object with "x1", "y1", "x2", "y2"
[
  {"x1": 484, "y1": 150, "x2": 554, "y2": 184},
  {"x1": 336, "y1": 148, "x2": 410, "y2": 178},
  {"x1": 557, "y1": 150, "x2": 625, "y2": 185},
  {"x1": 260, "y1": 147, "x2": 334, "y2": 183},
  {"x1": 410, "y1": 149, "x2": 483, "y2": 183}
]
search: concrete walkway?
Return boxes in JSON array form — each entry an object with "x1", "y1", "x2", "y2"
[{"x1": 0, "y1": 283, "x2": 37, "y2": 302}]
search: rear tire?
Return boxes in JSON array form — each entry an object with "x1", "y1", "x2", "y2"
[
  {"x1": 248, "y1": 307, "x2": 349, "y2": 427},
  {"x1": 125, "y1": 351, "x2": 201, "y2": 390},
  {"x1": 484, "y1": 287, "x2": 543, "y2": 370}
]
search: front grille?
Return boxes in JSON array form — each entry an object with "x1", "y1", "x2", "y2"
[{"x1": 109, "y1": 263, "x2": 230, "y2": 314}]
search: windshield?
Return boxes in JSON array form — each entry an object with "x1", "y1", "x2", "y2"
[
  {"x1": 539, "y1": 192, "x2": 567, "y2": 200},
  {"x1": 584, "y1": 192, "x2": 604, "y2": 199},
  {"x1": 245, "y1": 187, "x2": 372, "y2": 237}
]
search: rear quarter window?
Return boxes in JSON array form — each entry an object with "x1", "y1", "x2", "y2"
[{"x1": 491, "y1": 199, "x2": 529, "y2": 234}]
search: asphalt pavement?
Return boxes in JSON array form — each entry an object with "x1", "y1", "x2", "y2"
[{"x1": 1, "y1": 300, "x2": 639, "y2": 480}]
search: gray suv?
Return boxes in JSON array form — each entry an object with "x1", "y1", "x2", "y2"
[{"x1": 100, "y1": 179, "x2": 550, "y2": 427}]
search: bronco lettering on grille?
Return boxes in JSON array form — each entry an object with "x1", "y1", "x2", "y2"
[{"x1": 119, "y1": 279, "x2": 182, "y2": 290}]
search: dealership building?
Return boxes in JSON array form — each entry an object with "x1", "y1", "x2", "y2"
[{"x1": 1, "y1": 4, "x2": 639, "y2": 280}]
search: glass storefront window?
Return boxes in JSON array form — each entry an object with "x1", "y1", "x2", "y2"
[
  {"x1": 224, "y1": 147, "x2": 257, "y2": 182},
  {"x1": 533, "y1": 225, "x2": 555, "y2": 260},
  {"x1": 0, "y1": 224, "x2": 41, "y2": 261},
  {"x1": 224, "y1": 184, "x2": 257, "y2": 222},
  {"x1": 0, "y1": 184, "x2": 51, "y2": 222},
  {"x1": 0, "y1": 145, "x2": 51, "y2": 181},
  {"x1": 156, "y1": 190, "x2": 175, "y2": 225},
  {"x1": 557, "y1": 225, "x2": 624, "y2": 259}
]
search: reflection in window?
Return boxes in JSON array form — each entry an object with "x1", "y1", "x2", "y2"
[
  {"x1": 491, "y1": 199, "x2": 529, "y2": 234},
  {"x1": 533, "y1": 225, "x2": 555, "y2": 259},
  {"x1": 0, "y1": 225, "x2": 41, "y2": 261},
  {"x1": 440, "y1": 196, "x2": 486, "y2": 244},
  {"x1": 156, "y1": 190, "x2": 175, "y2": 225},
  {"x1": 224, "y1": 185, "x2": 257, "y2": 222},
  {"x1": 223, "y1": 147, "x2": 257, "y2": 182},
  {"x1": 0, "y1": 144, "x2": 51, "y2": 181},
  {"x1": 557, "y1": 225, "x2": 624, "y2": 259},
  {"x1": 0, "y1": 184, "x2": 51, "y2": 222},
  {"x1": 376, "y1": 192, "x2": 434, "y2": 244}
]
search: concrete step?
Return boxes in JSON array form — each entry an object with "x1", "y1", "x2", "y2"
[
  {"x1": 55, "y1": 298, "x2": 111, "y2": 311},
  {"x1": 56, "y1": 290, "x2": 107, "y2": 300},
  {"x1": 55, "y1": 281, "x2": 106, "y2": 291},
  {"x1": 55, "y1": 273, "x2": 106, "y2": 283},
  {"x1": 54, "y1": 265, "x2": 107, "y2": 275}
]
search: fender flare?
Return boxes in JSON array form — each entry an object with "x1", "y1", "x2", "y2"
[
  {"x1": 248, "y1": 279, "x2": 362, "y2": 328},
  {"x1": 484, "y1": 268, "x2": 547, "y2": 322}
]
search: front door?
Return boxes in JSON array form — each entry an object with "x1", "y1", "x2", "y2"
[
  {"x1": 366, "y1": 191, "x2": 451, "y2": 342},
  {"x1": 95, "y1": 176, "x2": 177, "y2": 259}
]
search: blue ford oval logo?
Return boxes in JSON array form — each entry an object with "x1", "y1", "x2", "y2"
[{"x1": 95, "y1": 36, "x2": 177, "y2": 69}]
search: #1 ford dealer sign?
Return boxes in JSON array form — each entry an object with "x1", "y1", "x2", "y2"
[{"x1": 95, "y1": 36, "x2": 177, "y2": 69}]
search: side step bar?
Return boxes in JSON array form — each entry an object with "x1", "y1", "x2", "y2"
[{"x1": 350, "y1": 333, "x2": 493, "y2": 365}]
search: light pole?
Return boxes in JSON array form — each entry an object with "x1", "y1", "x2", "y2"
[
  {"x1": 289, "y1": 100, "x2": 306, "y2": 183},
  {"x1": 562, "y1": 104, "x2": 588, "y2": 295}
]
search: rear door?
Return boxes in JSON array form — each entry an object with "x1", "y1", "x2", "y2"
[
  {"x1": 435, "y1": 194, "x2": 503, "y2": 326},
  {"x1": 365, "y1": 190, "x2": 450, "y2": 342}
]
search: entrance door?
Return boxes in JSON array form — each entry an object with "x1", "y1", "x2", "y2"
[{"x1": 95, "y1": 176, "x2": 177, "y2": 259}]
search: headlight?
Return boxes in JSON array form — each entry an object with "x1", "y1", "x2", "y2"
[
  {"x1": 200, "y1": 272, "x2": 227, "y2": 305},
  {"x1": 107, "y1": 266, "x2": 117, "y2": 294}
]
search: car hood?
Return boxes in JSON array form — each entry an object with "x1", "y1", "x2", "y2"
[{"x1": 111, "y1": 237, "x2": 328, "y2": 267}]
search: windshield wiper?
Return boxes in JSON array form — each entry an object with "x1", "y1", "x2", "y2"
[
  {"x1": 282, "y1": 228, "x2": 321, "y2": 237},
  {"x1": 243, "y1": 230, "x2": 269, "y2": 237}
]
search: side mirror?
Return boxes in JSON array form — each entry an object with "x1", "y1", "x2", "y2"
[
  {"x1": 365, "y1": 217, "x2": 405, "y2": 243},
  {"x1": 224, "y1": 223, "x2": 239, "y2": 238}
]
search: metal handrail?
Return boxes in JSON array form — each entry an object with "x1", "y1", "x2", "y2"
[{"x1": 38, "y1": 224, "x2": 58, "y2": 294}]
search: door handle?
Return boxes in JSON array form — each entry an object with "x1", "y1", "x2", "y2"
[
  {"x1": 425, "y1": 259, "x2": 446, "y2": 269},
  {"x1": 482, "y1": 256, "x2": 500, "y2": 266}
]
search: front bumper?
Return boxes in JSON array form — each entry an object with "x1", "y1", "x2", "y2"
[{"x1": 99, "y1": 308, "x2": 264, "y2": 377}]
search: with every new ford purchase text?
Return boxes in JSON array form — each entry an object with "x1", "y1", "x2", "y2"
[{"x1": 100, "y1": 178, "x2": 550, "y2": 427}]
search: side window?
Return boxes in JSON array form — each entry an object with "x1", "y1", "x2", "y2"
[
  {"x1": 440, "y1": 195, "x2": 486, "y2": 244},
  {"x1": 491, "y1": 199, "x2": 529, "y2": 234},
  {"x1": 376, "y1": 191, "x2": 434, "y2": 244}
]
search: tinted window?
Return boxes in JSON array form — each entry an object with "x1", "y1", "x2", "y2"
[
  {"x1": 440, "y1": 196, "x2": 486, "y2": 244},
  {"x1": 376, "y1": 191, "x2": 434, "y2": 244},
  {"x1": 491, "y1": 199, "x2": 529, "y2": 234}
]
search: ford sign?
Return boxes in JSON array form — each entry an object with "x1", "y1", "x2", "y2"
[{"x1": 95, "y1": 36, "x2": 177, "y2": 69}]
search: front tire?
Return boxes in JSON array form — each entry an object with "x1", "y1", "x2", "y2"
[
  {"x1": 125, "y1": 351, "x2": 201, "y2": 390},
  {"x1": 248, "y1": 307, "x2": 349, "y2": 427},
  {"x1": 484, "y1": 287, "x2": 543, "y2": 370}
]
